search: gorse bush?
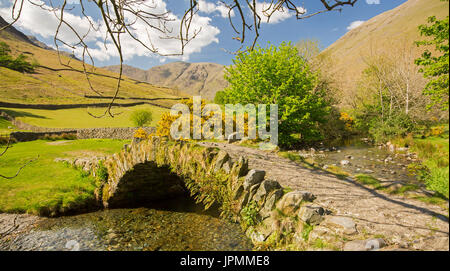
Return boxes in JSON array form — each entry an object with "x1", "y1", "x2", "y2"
[
  {"x1": 156, "y1": 97, "x2": 252, "y2": 140},
  {"x1": 130, "y1": 109, "x2": 153, "y2": 127},
  {"x1": 133, "y1": 127, "x2": 148, "y2": 139},
  {"x1": 0, "y1": 42, "x2": 37, "y2": 73}
]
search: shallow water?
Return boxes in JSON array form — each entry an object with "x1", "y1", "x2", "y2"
[
  {"x1": 314, "y1": 140, "x2": 419, "y2": 184},
  {"x1": 5, "y1": 197, "x2": 253, "y2": 251}
]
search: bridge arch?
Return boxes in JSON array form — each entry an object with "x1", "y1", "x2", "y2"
[{"x1": 96, "y1": 136, "x2": 318, "y2": 247}]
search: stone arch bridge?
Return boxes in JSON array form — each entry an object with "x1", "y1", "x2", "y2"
[{"x1": 96, "y1": 136, "x2": 321, "y2": 248}]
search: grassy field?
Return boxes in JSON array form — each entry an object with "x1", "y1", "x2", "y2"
[
  {"x1": 0, "y1": 104, "x2": 167, "y2": 128},
  {"x1": 0, "y1": 139, "x2": 128, "y2": 216}
]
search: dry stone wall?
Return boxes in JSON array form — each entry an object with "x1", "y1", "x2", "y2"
[{"x1": 1, "y1": 110, "x2": 155, "y2": 141}]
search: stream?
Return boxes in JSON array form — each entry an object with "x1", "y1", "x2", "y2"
[
  {"x1": 312, "y1": 139, "x2": 419, "y2": 185},
  {"x1": 1, "y1": 196, "x2": 253, "y2": 251}
]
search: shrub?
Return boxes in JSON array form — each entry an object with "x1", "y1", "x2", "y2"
[
  {"x1": 0, "y1": 42, "x2": 37, "y2": 73},
  {"x1": 130, "y1": 110, "x2": 153, "y2": 127},
  {"x1": 133, "y1": 128, "x2": 148, "y2": 139},
  {"x1": 155, "y1": 97, "x2": 251, "y2": 140},
  {"x1": 430, "y1": 125, "x2": 445, "y2": 137},
  {"x1": 214, "y1": 90, "x2": 226, "y2": 104},
  {"x1": 95, "y1": 161, "x2": 109, "y2": 182}
]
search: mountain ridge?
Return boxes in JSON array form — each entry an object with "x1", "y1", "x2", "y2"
[
  {"x1": 320, "y1": 0, "x2": 449, "y2": 106},
  {"x1": 104, "y1": 61, "x2": 228, "y2": 100}
]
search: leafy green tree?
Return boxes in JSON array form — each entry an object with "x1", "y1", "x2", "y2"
[
  {"x1": 0, "y1": 42, "x2": 11, "y2": 56},
  {"x1": 130, "y1": 110, "x2": 153, "y2": 127},
  {"x1": 0, "y1": 42, "x2": 37, "y2": 73},
  {"x1": 415, "y1": 9, "x2": 449, "y2": 111},
  {"x1": 221, "y1": 42, "x2": 329, "y2": 147}
]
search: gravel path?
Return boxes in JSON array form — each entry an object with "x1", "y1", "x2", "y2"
[{"x1": 199, "y1": 142, "x2": 449, "y2": 251}]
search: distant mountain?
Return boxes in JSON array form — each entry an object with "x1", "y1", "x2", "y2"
[
  {"x1": 320, "y1": 0, "x2": 449, "y2": 105},
  {"x1": 105, "y1": 61, "x2": 228, "y2": 100}
]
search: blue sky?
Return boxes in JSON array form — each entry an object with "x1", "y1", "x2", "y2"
[{"x1": 0, "y1": 0, "x2": 408, "y2": 69}]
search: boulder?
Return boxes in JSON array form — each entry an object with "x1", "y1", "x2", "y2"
[
  {"x1": 260, "y1": 189, "x2": 284, "y2": 218},
  {"x1": 325, "y1": 216, "x2": 357, "y2": 235},
  {"x1": 340, "y1": 160, "x2": 350, "y2": 166},
  {"x1": 222, "y1": 159, "x2": 233, "y2": 174},
  {"x1": 298, "y1": 205, "x2": 325, "y2": 225},
  {"x1": 344, "y1": 238, "x2": 386, "y2": 251},
  {"x1": 214, "y1": 150, "x2": 230, "y2": 172},
  {"x1": 248, "y1": 183, "x2": 262, "y2": 202},
  {"x1": 276, "y1": 190, "x2": 316, "y2": 215},
  {"x1": 231, "y1": 156, "x2": 249, "y2": 177},
  {"x1": 343, "y1": 240, "x2": 366, "y2": 251},
  {"x1": 243, "y1": 169, "x2": 266, "y2": 190},
  {"x1": 252, "y1": 180, "x2": 282, "y2": 204}
]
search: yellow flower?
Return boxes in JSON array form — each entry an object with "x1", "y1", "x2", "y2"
[{"x1": 133, "y1": 128, "x2": 148, "y2": 139}]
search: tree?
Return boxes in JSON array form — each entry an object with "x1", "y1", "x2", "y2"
[
  {"x1": 295, "y1": 39, "x2": 321, "y2": 62},
  {"x1": 0, "y1": 42, "x2": 37, "y2": 73},
  {"x1": 130, "y1": 110, "x2": 153, "y2": 127},
  {"x1": 221, "y1": 42, "x2": 329, "y2": 147},
  {"x1": 415, "y1": 11, "x2": 449, "y2": 111}
]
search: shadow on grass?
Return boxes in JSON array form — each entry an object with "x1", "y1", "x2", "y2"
[{"x1": 0, "y1": 108, "x2": 48, "y2": 119}]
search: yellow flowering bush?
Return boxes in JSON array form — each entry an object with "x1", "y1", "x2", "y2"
[
  {"x1": 133, "y1": 128, "x2": 148, "y2": 139},
  {"x1": 430, "y1": 126, "x2": 445, "y2": 137},
  {"x1": 155, "y1": 98, "x2": 252, "y2": 140},
  {"x1": 339, "y1": 112, "x2": 354, "y2": 130}
]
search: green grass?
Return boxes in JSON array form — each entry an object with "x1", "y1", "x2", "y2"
[
  {"x1": 393, "y1": 125, "x2": 449, "y2": 198},
  {"x1": 355, "y1": 174, "x2": 384, "y2": 190},
  {"x1": 0, "y1": 139, "x2": 128, "y2": 216},
  {"x1": 355, "y1": 174, "x2": 420, "y2": 193},
  {"x1": 278, "y1": 151, "x2": 351, "y2": 179},
  {"x1": 0, "y1": 116, "x2": 13, "y2": 134},
  {"x1": 0, "y1": 116, "x2": 29, "y2": 135},
  {"x1": 0, "y1": 104, "x2": 168, "y2": 129}
]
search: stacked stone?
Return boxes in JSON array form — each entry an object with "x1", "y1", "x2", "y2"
[{"x1": 97, "y1": 136, "x2": 336, "y2": 248}]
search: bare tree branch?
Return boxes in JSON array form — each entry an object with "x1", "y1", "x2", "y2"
[{"x1": 0, "y1": 0, "x2": 358, "y2": 117}]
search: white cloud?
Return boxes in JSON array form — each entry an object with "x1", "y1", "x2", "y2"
[
  {"x1": 0, "y1": 0, "x2": 220, "y2": 62},
  {"x1": 255, "y1": 1, "x2": 306, "y2": 24},
  {"x1": 366, "y1": 0, "x2": 380, "y2": 4},
  {"x1": 347, "y1": 20, "x2": 365, "y2": 30},
  {"x1": 198, "y1": 0, "x2": 235, "y2": 18}
]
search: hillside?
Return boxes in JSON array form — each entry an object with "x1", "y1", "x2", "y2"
[
  {"x1": 105, "y1": 61, "x2": 228, "y2": 100},
  {"x1": 321, "y1": 0, "x2": 449, "y2": 106},
  {"x1": 0, "y1": 15, "x2": 180, "y2": 107}
]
